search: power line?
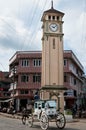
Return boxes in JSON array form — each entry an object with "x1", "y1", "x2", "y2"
[
  {"x1": 20, "y1": 0, "x2": 40, "y2": 50},
  {"x1": 28, "y1": 0, "x2": 50, "y2": 48},
  {"x1": 0, "y1": 17, "x2": 20, "y2": 45},
  {"x1": 23, "y1": 0, "x2": 49, "y2": 50},
  {"x1": 0, "y1": 17, "x2": 17, "y2": 34},
  {"x1": 0, "y1": 62, "x2": 6, "y2": 71}
]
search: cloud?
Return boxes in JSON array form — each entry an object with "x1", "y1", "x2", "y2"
[
  {"x1": 0, "y1": 0, "x2": 57, "y2": 52},
  {"x1": 0, "y1": 0, "x2": 86, "y2": 73},
  {"x1": 0, "y1": 15, "x2": 32, "y2": 50},
  {"x1": 63, "y1": 2, "x2": 86, "y2": 72}
]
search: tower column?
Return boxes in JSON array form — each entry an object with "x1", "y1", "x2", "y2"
[{"x1": 41, "y1": 2, "x2": 65, "y2": 111}]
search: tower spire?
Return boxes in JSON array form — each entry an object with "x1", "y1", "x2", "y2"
[{"x1": 51, "y1": 0, "x2": 53, "y2": 9}]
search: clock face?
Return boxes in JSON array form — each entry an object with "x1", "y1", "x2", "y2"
[{"x1": 49, "y1": 23, "x2": 58, "y2": 32}]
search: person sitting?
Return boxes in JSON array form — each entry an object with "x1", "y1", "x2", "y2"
[{"x1": 26, "y1": 103, "x2": 33, "y2": 115}]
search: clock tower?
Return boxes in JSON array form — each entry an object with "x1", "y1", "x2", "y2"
[{"x1": 40, "y1": 1, "x2": 65, "y2": 111}]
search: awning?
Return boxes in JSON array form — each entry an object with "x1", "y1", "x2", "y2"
[{"x1": 0, "y1": 99, "x2": 13, "y2": 103}]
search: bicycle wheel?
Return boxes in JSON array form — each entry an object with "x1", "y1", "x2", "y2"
[
  {"x1": 40, "y1": 113, "x2": 49, "y2": 130},
  {"x1": 22, "y1": 116, "x2": 26, "y2": 125},
  {"x1": 28, "y1": 115, "x2": 33, "y2": 127},
  {"x1": 56, "y1": 112, "x2": 66, "y2": 129}
]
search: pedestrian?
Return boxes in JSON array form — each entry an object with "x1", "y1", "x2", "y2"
[
  {"x1": 72, "y1": 103, "x2": 77, "y2": 118},
  {"x1": 78, "y1": 104, "x2": 82, "y2": 118},
  {"x1": 26, "y1": 103, "x2": 33, "y2": 114},
  {"x1": 21, "y1": 107, "x2": 27, "y2": 125}
]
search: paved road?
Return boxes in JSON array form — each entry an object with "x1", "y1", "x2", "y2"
[{"x1": 0, "y1": 115, "x2": 86, "y2": 130}]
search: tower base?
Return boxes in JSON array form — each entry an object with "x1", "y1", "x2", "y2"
[{"x1": 40, "y1": 86, "x2": 66, "y2": 112}]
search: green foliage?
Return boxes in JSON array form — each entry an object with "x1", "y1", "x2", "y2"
[{"x1": 65, "y1": 109, "x2": 72, "y2": 115}]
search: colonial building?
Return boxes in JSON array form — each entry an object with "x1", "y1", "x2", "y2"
[
  {"x1": 9, "y1": 50, "x2": 85, "y2": 111},
  {"x1": 63, "y1": 50, "x2": 84, "y2": 109},
  {"x1": 9, "y1": 51, "x2": 41, "y2": 111}
]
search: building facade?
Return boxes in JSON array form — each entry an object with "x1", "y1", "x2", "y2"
[
  {"x1": 9, "y1": 50, "x2": 85, "y2": 111},
  {"x1": 9, "y1": 51, "x2": 41, "y2": 111},
  {"x1": 0, "y1": 71, "x2": 11, "y2": 109},
  {"x1": 63, "y1": 50, "x2": 84, "y2": 109},
  {"x1": 81, "y1": 75, "x2": 86, "y2": 109}
]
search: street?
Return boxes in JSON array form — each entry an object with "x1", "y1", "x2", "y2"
[{"x1": 0, "y1": 115, "x2": 86, "y2": 130}]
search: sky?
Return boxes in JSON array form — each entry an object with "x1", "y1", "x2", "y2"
[{"x1": 0, "y1": 0, "x2": 86, "y2": 73}]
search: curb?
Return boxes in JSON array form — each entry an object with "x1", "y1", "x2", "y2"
[
  {"x1": 65, "y1": 115, "x2": 79, "y2": 123},
  {"x1": 0, "y1": 112, "x2": 21, "y2": 120},
  {"x1": 0, "y1": 112, "x2": 79, "y2": 123}
]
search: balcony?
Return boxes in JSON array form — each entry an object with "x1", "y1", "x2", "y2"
[
  {"x1": 9, "y1": 67, "x2": 17, "y2": 78},
  {"x1": 9, "y1": 82, "x2": 17, "y2": 91},
  {"x1": 17, "y1": 66, "x2": 41, "y2": 73}
]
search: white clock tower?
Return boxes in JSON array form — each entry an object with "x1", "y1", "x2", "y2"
[{"x1": 40, "y1": 1, "x2": 65, "y2": 111}]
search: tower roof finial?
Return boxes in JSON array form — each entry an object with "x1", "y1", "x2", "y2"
[{"x1": 51, "y1": 0, "x2": 53, "y2": 9}]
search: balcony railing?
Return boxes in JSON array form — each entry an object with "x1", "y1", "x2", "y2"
[
  {"x1": 9, "y1": 82, "x2": 17, "y2": 91},
  {"x1": 9, "y1": 67, "x2": 17, "y2": 77}
]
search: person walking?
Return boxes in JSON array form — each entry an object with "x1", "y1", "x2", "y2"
[
  {"x1": 72, "y1": 103, "x2": 77, "y2": 118},
  {"x1": 78, "y1": 104, "x2": 82, "y2": 118}
]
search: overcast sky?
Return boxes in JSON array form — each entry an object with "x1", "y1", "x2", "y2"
[{"x1": 0, "y1": 0, "x2": 86, "y2": 73}]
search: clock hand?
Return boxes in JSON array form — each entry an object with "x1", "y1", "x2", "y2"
[
  {"x1": 52, "y1": 25, "x2": 57, "y2": 28},
  {"x1": 52, "y1": 26, "x2": 55, "y2": 28},
  {"x1": 54, "y1": 25, "x2": 57, "y2": 28}
]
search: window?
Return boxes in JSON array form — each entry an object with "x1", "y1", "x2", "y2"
[
  {"x1": 21, "y1": 75, "x2": 29, "y2": 82},
  {"x1": 64, "y1": 59, "x2": 67, "y2": 66},
  {"x1": 21, "y1": 59, "x2": 29, "y2": 67},
  {"x1": 20, "y1": 90, "x2": 28, "y2": 94},
  {"x1": 64, "y1": 74, "x2": 67, "y2": 82},
  {"x1": 33, "y1": 74, "x2": 41, "y2": 82},
  {"x1": 33, "y1": 59, "x2": 41, "y2": 67},
  {"x1": 53, "y1": 38, "x2": 55, "y2": 49},
  {"x1": 57, "y1": 16, "x2": 59, "y2": 20},
  {"x1": 74, "y1": 79, "x2": 76, "y2": 85},
  {"x1": 48, "y1": 15, "x2": 51, "y2": 20},
  {"x1": 76, "y1": 69, "x2": 79, "y2": 75},
  {"x1": 34, "y1": 103, "x2": 37, "y2": 108},
  {"x1": 74, "y1": 90, "x2": 77, "y2": 97},
  {"x1": 52, "y1": 16, "x2": 55, "y2": 20}
]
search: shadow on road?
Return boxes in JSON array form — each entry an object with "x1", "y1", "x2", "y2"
[
  {"x1": 49, "y1": 127, "x2": 78, "y2": 130},
  {"x1": 27, "y1": 124, "x2": 78, "y2": 130}
]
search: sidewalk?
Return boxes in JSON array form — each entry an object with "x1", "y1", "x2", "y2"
[
  {"x1": 0, "y1": 112, "x2": 79, "y2": 123},
  {"x1": 65, "y1": 114, "x2": 79, "y2": 122},
  {"x1": 0, "y1": 112, "x2": 22, "y2": 119}
]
